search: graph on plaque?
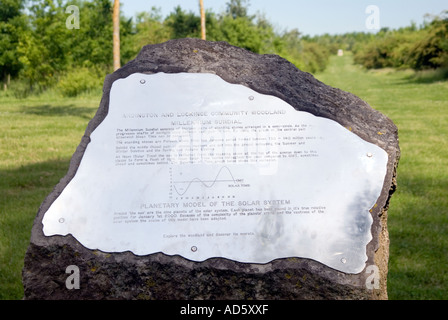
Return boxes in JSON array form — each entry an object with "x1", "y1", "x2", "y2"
[{"x1": 168, "y1": 165, "x2": 250, "y2": 199}]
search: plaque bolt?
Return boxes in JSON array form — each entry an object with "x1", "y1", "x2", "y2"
[
  {"x1": 341, "y1": 258, "x2": 347, "y2": 264},
  {"x1": 367, "y1": 152, "x2": 373, "y2": 158},
  {"x1": 248, "y1": 96, "x2": 254, "y2": 101},
  {"x1": 58, "y1": 218, "x2": 65, "y2": 223},
  {"x1": 191, "y1": 246, "x2": 198, "y2": 252},
  {"x1": 139, "y1": 79, "x2": 146, "y2": 84}
]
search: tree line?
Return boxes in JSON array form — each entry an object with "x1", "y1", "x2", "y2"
[
  {"x1": 1, "y1": 0, "x2": 332, "y2": 96},
  {"x1": 352, "y1": 11, "x2": 448, "y2": 72},
  {"x1": 1, "y1": 1, "x2": 446, "y2": 97}
]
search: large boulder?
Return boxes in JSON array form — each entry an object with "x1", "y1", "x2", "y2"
[{"x1": 22, "y1": 38, "x2": 399, "y2": 300}]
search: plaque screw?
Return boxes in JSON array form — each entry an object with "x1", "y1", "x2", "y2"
[
  {"x1": 139, "y1": 79, "x2": 146, "y2": 84},
  {"x1": 248, "y1": 96, "x2": 254, "y2": 101},
  {"x1": 191, "y1": 246, "x2": 198, "y2": 252},
  {"x1": 367, "y1": 152, "x2": 373, "y2": 158},
  {"x1": 341, "y1": 258, "x2": 347, "y2": 264},
  {"x1": 58, "y1": 218, "x2": 65, "y2": 223}
]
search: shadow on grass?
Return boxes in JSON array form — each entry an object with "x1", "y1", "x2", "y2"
[
  {"x1": 19, "y1": 104, "x2": 96, "y2": 120},
  {"x1": 406, "y1": 68, "x2": 448, "y2": 84},
  {"x1": 362, "y1": 66, "x2": 448, "y2": 86},
  {"x1": 0, "y1": 158, "x2": 71, "y2": 299},
  {"x1": 388, "y1": 68, "x2": 448, "y2": 86}
]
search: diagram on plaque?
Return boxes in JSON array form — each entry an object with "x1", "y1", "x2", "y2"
[{"x1": 170, "y1": 165, "x2": 248, "y2": 198}]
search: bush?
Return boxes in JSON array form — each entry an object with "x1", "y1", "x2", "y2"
[
  {"x1": 406, "y1": 19, "x2": 448, "y2": 70},
  {"x1": 300, "y1": 41, "x2": 330, "y2": 73},
  {"x1": 354, "y1": 34, "x2": 402, "y2": 69},
  {"x1": 273, "y1": 30, "x2": 330, "y2": 74},
  {"x1": 353, "y1": 12, "x2": 448, "y2": 72},
  {"x1": 56, "y1": 67, "x2": 103, "y2": 97}
]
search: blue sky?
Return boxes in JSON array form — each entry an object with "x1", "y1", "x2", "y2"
[{"x1": 119, "y1": 0, "x2": 447, "y2": 36}]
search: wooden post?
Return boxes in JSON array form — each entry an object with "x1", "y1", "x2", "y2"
[
  {"x1": 200, "y1": 0, "x2": 206, "y2": 40},
  {"x1": 2, "y1": 73, "x2": 9, "y2": 91},
  {"x1": 113, "y1": 0, "x2": 120, "y2": 71}
]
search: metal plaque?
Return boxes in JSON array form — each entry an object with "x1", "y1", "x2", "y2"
[{"x1": 42, "y1": 73, "x2": 388, "y2": 273}]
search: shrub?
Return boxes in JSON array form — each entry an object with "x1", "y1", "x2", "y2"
[
  {"x1": 56, "y1": 67, "x2": 103, "y2": 97},
  {"x1": 354, "y1": 12, "x2": 447, "y2": 71}
]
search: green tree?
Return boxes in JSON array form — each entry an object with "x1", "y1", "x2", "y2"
[
  {"x1": 70, "y1": 0, "x2": 113, "y2": 69},
  {"x1": 226, "y1": 0, "x2": 250, "y2": 19},
  {"x1": 165, "y1": 6, "x2": 200, "y2": 39},
  {"x1": 16, "y1": 0, "x2": 115, "y2": 92},
  {"x1": 214, "y1": 15, "x2": 264, "y2": 52},
  {"x1": 407, "y1": 12, "x2": 448, "y2": 70},
  {"x1": 206, "y1": 0, "x2": 273, "y2": 54},
  {"x1": 270, "y1": 29, "x2": 330, "y2": 74},
  {"x1": 131, "y1": 7, "x2": 171, "y2": 55},
  {"x1": 56, "y1": 0, "x2": 117, "y2": 96},
  {"x1": 17, "y1": 0, "x2": 70, "y2": 90},
  {"x1": 0, "y1": 0, "x2": 27, "y2": 90},
  {"x1": 353, "y1": 12, "x2": 448, "y2": 72}
]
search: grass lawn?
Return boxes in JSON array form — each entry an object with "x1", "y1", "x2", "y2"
[
  {"x1": 0, "y1": 53, "x2": 447, "y2": 299},
  {"x1": 0, "y1": 91, "x2": 100, "y2": 299}
]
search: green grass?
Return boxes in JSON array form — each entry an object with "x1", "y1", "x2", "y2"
[
  {"x1": 0, "y1": 90, "x2": 100, "y2": 299},
  {"x1": 1, "y1": 54, "x2": 447, "y2": 299},
  {"x1": 316, "y1": 53, "x2": 448, "y2": 299}
]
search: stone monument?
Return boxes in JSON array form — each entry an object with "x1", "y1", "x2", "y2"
[{"x1": 22, "y1": 38, "x2": 400, "y2": 300}]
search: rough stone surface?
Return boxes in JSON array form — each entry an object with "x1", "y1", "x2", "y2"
[{"x1": 22, "y1": 38, "x2": 400, "y2": 300}]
